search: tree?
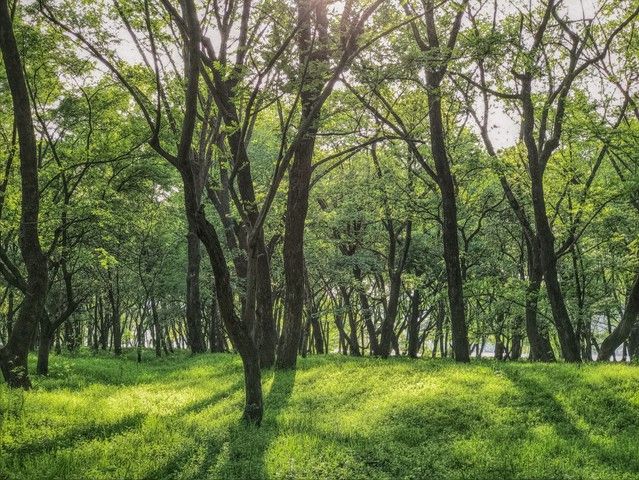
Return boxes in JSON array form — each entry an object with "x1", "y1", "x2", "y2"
[{"x1": 0, "y1": 0, "x2": 48, "y2": 387}]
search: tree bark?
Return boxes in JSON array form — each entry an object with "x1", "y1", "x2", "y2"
[
  {"x1": 277, "y1": 0, "x2": 329, "y2": 369},
  {"x1": 427, "y1": 89, "x2": 469, "y2": 362},
  {"x1": 407, "y1": 289, "x2": 421, "y2": 358},
  {"x1": 525, "y1": 242, "x2": 556, "y2": 361},
  {"x1": 186, "y1": 228, "x2": 206, "y2": 353},
  {"x1": 528, "y1": 160, "x2": 580, "y2": 361},
  {"x1": 151, "y1": 298, "x2": 162, "y2": 358},
  {"x1": 598, "y1": 272, "x2": 639, "y2": 361},
  {"x1": 0, "y1": 0, "x2": 49, "y2": 388},
  {"x1": 36, "y1": 313, "x2": 53, "y2": 376},
  {"x1": 108, "y1": 279, "x2": 122, "y2": 356}
]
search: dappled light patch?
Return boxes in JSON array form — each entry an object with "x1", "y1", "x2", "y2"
[{"x1": 2, "y1": 353, "x2": 639, "y2": 479}]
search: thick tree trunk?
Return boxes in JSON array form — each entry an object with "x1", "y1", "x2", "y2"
[
  {"x1": 0, "y1": 0, "x2": 49, "y2": 388},
  {"x1": 278, "y1": 132, "x2": 314, "y2": 368},
  {"x1": 525, "y1": 255, "x2": 555, "y2": 361},
  {"x1": 186, "y1": 228, "x2": 206, "y2": 353},
  {"x1": 36, "y1": 314, "x2": 53, "y2": 376},
  {"x1": 629, "y1": 323, "x2": 639, "y2": 361}
]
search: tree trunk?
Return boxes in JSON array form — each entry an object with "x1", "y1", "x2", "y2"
[
  {"x1": 407, "y1": 290, "x2": 421, "y2": 358},
  {"x1": 525, "y1": 262, "x2": 555, "y2": 361},
  {"x1": 628, "y1": 322, "x2": 639, "y2": 361},
  {"x1": 380, "y1": 271, "x2": 402, "y2": 358},
  {"x1": 185, "y1": 228, "x2": 206, "y2": 353},
  {"x1": 277, "y1": 0, "x2": 329, "y2": 370},
  {"x1": 510, "y1": 316, "x2": 523, "y2": 361},
  {"x1": 256, "y1": 241, "x2": 277, "y2": 367},
  {"x1": 354, "y1": 268, "x2": 379, "y2": 355},
  {"x1": 151, "y1": 298, "x2": 162, "y2": 358},
  {"x1": 0, "y1": 0, "x2": 49, "y2": 388},
  {"x1": 36, "y1": 314, "x2": 53, "y2": 376},
  {"x1": 427, "y1": 89, "x2": 469, "y2": 362},
  {"x1": 522, "y1": 76, "x2": 580, "y2": 362},
  {"x1": 598, "y1": 272, "x2": 639, "y2": 361},
  {"x1": 108, "y1": 282, "x2": 122, "y2": 356}
]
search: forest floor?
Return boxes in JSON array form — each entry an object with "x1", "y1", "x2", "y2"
[{"x1": 1, "y1": 352, "x2": 638, "y2": 480}]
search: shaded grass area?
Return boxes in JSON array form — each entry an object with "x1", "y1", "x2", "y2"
[{"x1": 1, "y1": 352, "x2": 638, "y2": 479}]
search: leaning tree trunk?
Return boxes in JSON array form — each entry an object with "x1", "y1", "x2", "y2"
[
  {"x1": 0, "y1": 0, "x2": 49, "y2": 388},
  {"x1": 529, "y1": 166, "x2": 580, "y2": 362},
  {"x1": 628, "y1": 322, "x2": 639, "y2": 361},
  {"x1": 598, "y1": 272, "x2": 639, "y2": 361}
]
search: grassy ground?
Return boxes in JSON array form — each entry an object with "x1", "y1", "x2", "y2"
[{"x1": 1, "y1": 352, "x2": 638, "y2": 480}]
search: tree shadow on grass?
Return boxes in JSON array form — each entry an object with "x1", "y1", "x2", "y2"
[
  {"x1": 199, "y1": 368, "x2": 297, "y2": 480},
  {"x1": 3, "y1": 412, "x2": 146, "y2": 457},
  {"x1": 501, "y1": 366, "x2": 639, "y2": 475}
]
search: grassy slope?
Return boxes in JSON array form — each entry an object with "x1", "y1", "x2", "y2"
[{"x1": 0, "y1": 353, "x2": 638, "y2": 480}]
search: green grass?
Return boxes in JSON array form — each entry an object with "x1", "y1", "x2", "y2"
[{"x1": 1, "y1": 352, "x2": 638, "y2": 480}]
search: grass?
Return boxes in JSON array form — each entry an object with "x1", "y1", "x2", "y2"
[{"x1": 1, "y1": 352, "x2": 638, "y2": 479}]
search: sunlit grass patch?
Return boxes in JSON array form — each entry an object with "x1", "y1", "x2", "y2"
[{"x1": 1, "y1": 352, "x2": 638, "y2": 479}]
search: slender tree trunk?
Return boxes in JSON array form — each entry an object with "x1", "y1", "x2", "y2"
[
  {"x1": 151, "y1": 298, "x2": 162, "y2": 358},
  {"x1": 510, "y1": 316, "x2": 523, "y2": 361},
  {"x1": 109, "y1": 282, "x2": 122, "y2": 356},
  {"x1": 407, "y1": 290, "x2": 421, "y2": 358},
  {"x1": 0, "y1": 0, "x2": 49, "y2": 388},
  {"x1": 522, "y1": 76, "x2": 580, "y2": 362},
  {"x1": 428, "y1": 89, "x2": 469, "y2": 362},
  {"x1": 256, "y1": 242, "x2": 277, "y2": 367},
  {"x1": 277, "y1": 0, "x2": 329, "y2": 370},
  {"x1": 380, "y1": 271, "x2": 402, "y2": 358}
]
